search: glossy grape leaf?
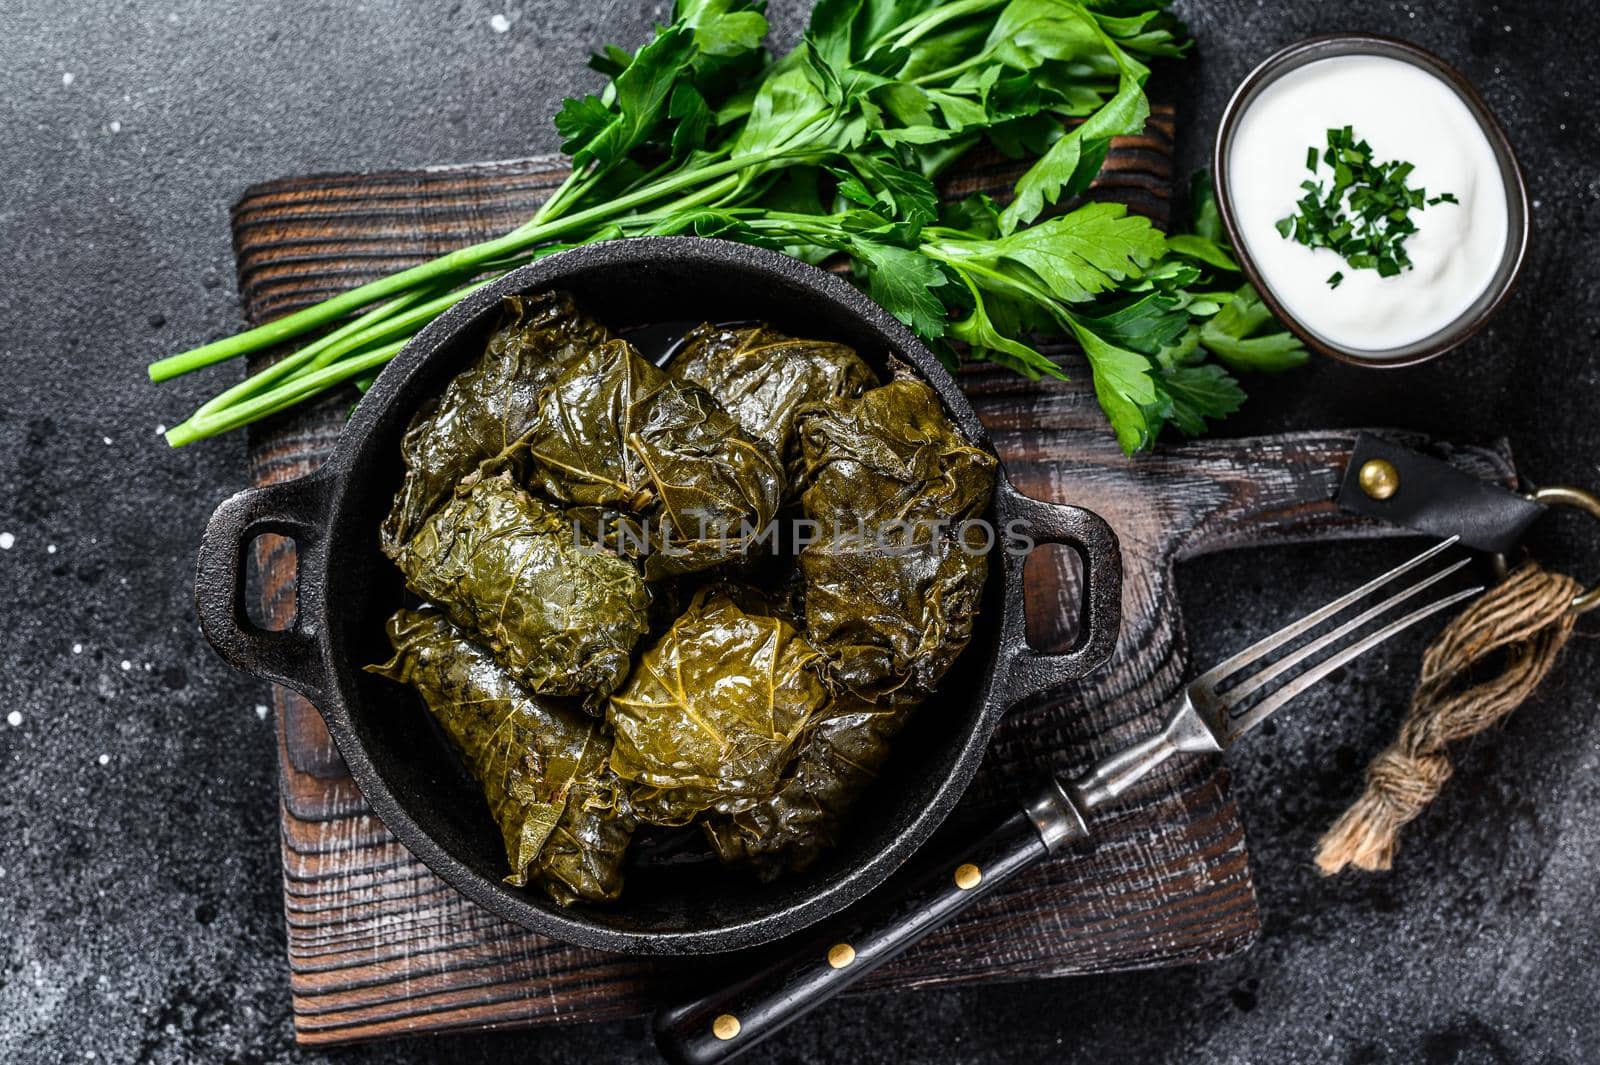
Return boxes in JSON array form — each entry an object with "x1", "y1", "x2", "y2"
[
  {"x1": 794, "y1": 374, "x2": 996, "y2": 532},
  {"x1": 606, "y1": 589, "x2": 832, "y2": 826},
  {"x1": 792, "y1": 375, "x2": 993, "y2": 702},
  {"x1": 667, "y1": 322, "x2": 876, "y2": 482},
  {"x1": 379, "y1": 292, "x2": 610, "y2": 555},
  {"x1": 367, "y1": 608, "x2": 636, "y2": 905},
  {"x1": 703, "y1": 692, "x2": 915, "y2": 877},
  {"x1": 798, "y1": 530, "x2": 988, "y2": 703},
  {"x1": 519, "y1": 329, "x2": 784, "y2": 578},
  {"x1": 391, "y1": 474, "x2": 651, "y2": 702}
]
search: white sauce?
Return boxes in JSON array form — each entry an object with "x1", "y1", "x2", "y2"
[{"x1": 1226, "y1": 54, "x2": 1509, "y2": 354}]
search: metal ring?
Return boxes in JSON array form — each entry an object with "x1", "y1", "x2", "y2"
[{"x1": 1494, "y1": 486, "x2": 1600, "y2": 614}]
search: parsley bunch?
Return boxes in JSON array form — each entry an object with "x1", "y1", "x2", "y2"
[
  {"x1": 150, "y1": 0, "x2": 1303, "y2": 455},
  {"x1": 1276, "y1": 126, "x2": 1458, "y2": 288}
]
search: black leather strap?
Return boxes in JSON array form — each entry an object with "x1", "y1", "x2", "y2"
[{"x1": 1336, "y1": 433, "x2": 1545, "y2": 554}]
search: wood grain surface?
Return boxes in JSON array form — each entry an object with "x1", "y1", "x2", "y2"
[{"x1": 232, "y1": 107, "x2": 1517, "y2": 1044}]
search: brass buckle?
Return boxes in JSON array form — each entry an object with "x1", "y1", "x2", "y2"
[{"x1": 1492, "y1": 486, "x2": 1600, "y2": 614}]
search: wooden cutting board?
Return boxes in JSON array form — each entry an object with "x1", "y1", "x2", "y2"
[{"x1": 232, "y1": 106, "x2": 1517, "y2": 1044}]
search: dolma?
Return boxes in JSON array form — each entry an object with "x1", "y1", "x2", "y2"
[
  {"x1": 668, "y1": 323, "x2": 875, "y2": 480},
  {"x1": 520, "y1": 335, "x2": 784, "y2": 579},
  {"x1": 391, "y1": 474, "x2": 650, "y2": 701},
  {"x1": 367, "y1": 608, "x2": 636, "y2": 905},
  {"x1": 607, "y1": 589, "x2": 832, "y2": 826},
  {"x1": 792, "y1": 376, "x2": 996, "y2": 702},
  {"x1": 795, "y1": 375, "x2": 996, "y2": 534},
  {"x1": 380, "y1": 292, "x2": 610, "y2": 554},
  {"x1": 702, "y1": 694, "x2": 908, "y2": 877},
  {"x1": 798, "y1": 532, "x2": 988, "y2": 703}
]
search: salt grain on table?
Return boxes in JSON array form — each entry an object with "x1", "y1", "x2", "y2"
[
  {"x1": 0, "y1": 532, "x2": 13, "y2": 549},
  {"x1": 6, "y1": 711, "x2": 22, "y2": 727}
]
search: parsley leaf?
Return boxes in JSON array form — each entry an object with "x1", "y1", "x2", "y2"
[
  {"x1": 1065, "y1": 314, "x2": 1161, "y2": 452},
  {"x1": 679, "y1": 0, "x2": 769, "y2": 57},
  {"x1": 948, "y1": 282, "x2": 1064, "y2": 380},
  {"x1": 162, "y1": 0, "x2": 1315, "y2": 461},
  {"x1": 1071, "y1": 290, "x2": 1191, "y2": 356},
  {"x1": 833, "y1": 151, "x2": 941, "y2": 229},
  {"x1": 997, "y1": 3, "x2": 1151, "y2": 232},
  {"x1": 1157, "y1": 361, "x2": 1245, "y2": 435},
  {"x1": 1198, "y1": 285, "x2": 1309, "y2": 374},
  {"x1": 555, "y1": 25, "x2": 700, "y2": 169},
  {"x1": 929, "y1": 202, "x2": 1166, "y2": 304},
  {"x1": 848, "y1": 237, "x2": 953, "y2": 338}
]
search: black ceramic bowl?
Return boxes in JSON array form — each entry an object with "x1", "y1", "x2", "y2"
[
  {"x1": 193, "y1": 238, "x2": 1122, "y2": 955},
  {"x1": 1213, "y1": 33, "x2": 1529, "y2": 367}
]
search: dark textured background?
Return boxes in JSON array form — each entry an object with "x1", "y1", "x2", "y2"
[{"x1": 2, "y1": 1, "x2": 1597, "y2": 1062}]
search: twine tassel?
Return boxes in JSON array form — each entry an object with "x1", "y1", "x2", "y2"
[{"x1": 1315, "y1": 563, "x2": 1580, "y2": 875}]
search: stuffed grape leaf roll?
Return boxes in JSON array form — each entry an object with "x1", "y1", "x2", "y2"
[
  {"x1": 391, "y1": 473, "x2": 650, "y2": 701},
  {"x1": 795, "y1": 375, "x2": 996, "y2": 533},
  {"x1": 520, "y1": 334, "x2": 784, "y2": 579},
  {"x1": 798, "y1": 532, "x2": 988, "y2": 704},
  {"x1": 606, "y1": 589, "x2": 832, "y2": 826},
  {"x1": 793, "y1": 376, "x2": 996, "y2": 703},
  {"x1": 367, "y1": 608, "x2": 636, "y2": 905},
  {"x1": 380, "y1": 292, "x2": 610, "y2": 555},
  {"x1": 668, "y1": 323, "x2": 875, "y2": 480},
  {"x1": 702, "y1": 694, "x2": 907, "y2": 877}
]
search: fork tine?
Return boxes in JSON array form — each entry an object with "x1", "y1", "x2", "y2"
[
  {"x1": 1218, "y1": 584, "x2": 1482, "y2": 742},
  {"x1": 1218, "y1": 558, "x2": 1472, "y2": 705},
  {"x1": 1192, "y1": 536, "x2": 1461, "y2": 690}
]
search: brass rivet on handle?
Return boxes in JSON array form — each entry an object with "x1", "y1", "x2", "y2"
[
  {"x1": 1358, "y1": 459, "x2": 1401, "y2": 500},
  {"x1": 827, "y1": 943, "x2": 856, "y2": 969},
  {"x1": 954, "y1": 863, "x2": 983, "y2": 890},
  {"x1": 712, "y1": 1014, "x2": 741, "y2": 1041}
]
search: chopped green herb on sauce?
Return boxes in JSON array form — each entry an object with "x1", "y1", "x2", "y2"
[{"x1": 1277, "y1": 126, "x2": 1457, "y2": 287}]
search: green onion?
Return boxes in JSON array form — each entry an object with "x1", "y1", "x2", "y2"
[{"x1": 1276, "y1": 126, "x2": 1456, "y2": 288}]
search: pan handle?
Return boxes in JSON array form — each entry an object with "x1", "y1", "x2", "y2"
[
  {"x1": 194, "y1": 472, "x2": 334, "y2": 703},
  {"x1": 993, "y1": 479, "x2": 1123, "y2": 707}
]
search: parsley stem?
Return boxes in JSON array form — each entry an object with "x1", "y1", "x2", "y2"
[
  {"x1": 260, "y1": 279, "x2": 494, "y2": 391},
  {"x1": 519, "y1": 166, "x2": 591, "y2": 230},
  {"x1": 887, "y1": 0, "x2": 1004, "y2": 51},
  {"x1": 910, "y1": 53, "x2": 989, "y2": 87}
]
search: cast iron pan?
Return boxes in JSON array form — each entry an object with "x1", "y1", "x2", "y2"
[{"x1": 193, "y1": 238, "x2": 1123, "y2": 955}]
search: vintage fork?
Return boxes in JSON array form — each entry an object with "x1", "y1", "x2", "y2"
[{"x1": 655, "y1": 537, "x2": 1481, "y2": 1065}]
